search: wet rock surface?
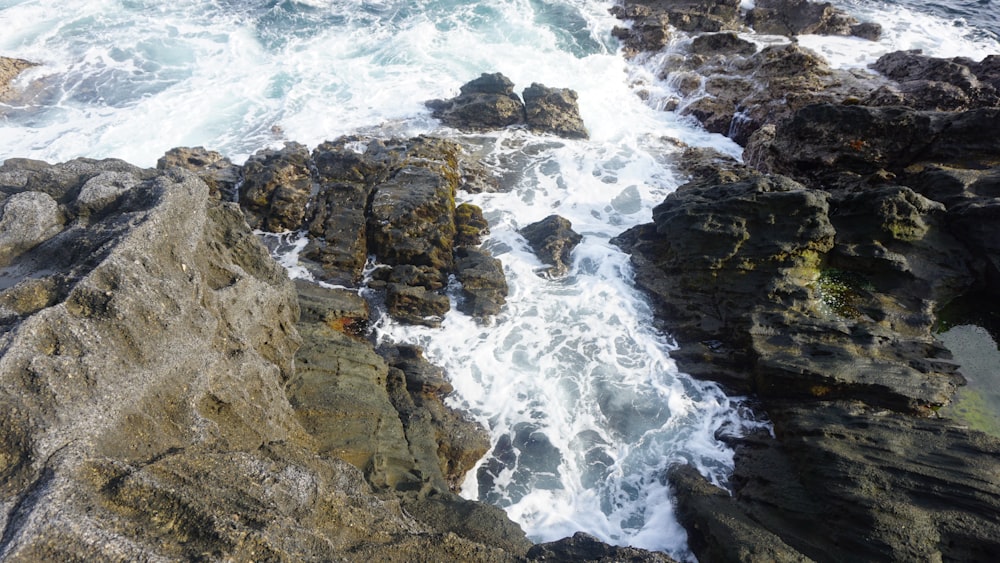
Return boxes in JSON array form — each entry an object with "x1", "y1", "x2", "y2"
[
  {"x1": 519, "y1": 214, "x2": 583, "y2": 278},
  {"x1": 427, "y1": 72, "x2": 588, "y2": 139},
  {"x1": 613, "y1": 5, "x2": 1000, "y2": 560},
  {"x1": 0, "y1": 56, "x2": 35, "y2": 101}
]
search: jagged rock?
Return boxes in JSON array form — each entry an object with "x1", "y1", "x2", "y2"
[
  {"x1": 528, "y1": 532, "x2": 678, "y2": 562},
  {"x1": 668, "y1": 463, "x2": 812, "y2": 563},
  {"x1": 746, "y1": 0, "x2": 881, "y2": 40},
  {"x1": 868, "y1": 51, "x2": 1000, "y2": 110},
  {"x1": 748, "y1": 104, "x2": 1000, "y2": 182},
  {"x1": 239, "y1": 142, "x2": 313, "y2": 232},
  {"x1": 673, "y1": 43, "x2": 886, "y2": 145},
  {"x1": 522, "y1": 83, "x2": 589, "y2": 139},
  {"x1": 610, "y1": 6, "x2": 673, "y2": 56},
  {"x1": 455, "y1": 246, "x2": 508, "y2": 318},
  {"x1": 385, "y1": 283, "x2": 451, "y2": 327},
  {"x1": 690, "y1": 31, "x2": 758, "y2": 56},
  {"x1": 0, "y1": 156, "x2": 532, "y2": 561},
  {"x1": 0, "y1": 55, "x2": 35, "y2": 101},
  {"x1": 455, "y1": 202, "x2": 490, "y2": 247},
  {"x1": 157, "y1": 146, "x2": 241, "y2": 200},
  {"x1": 427, "y1": 73, "x2": 526, "y2": 131},
  {"x1": 519, "y1": 215, "x2": 583, "y2": 277}
]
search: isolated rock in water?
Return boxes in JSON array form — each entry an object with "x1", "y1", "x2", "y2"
[
  {"x1": 239, "y1": 141, "x2": 313, "y2": 232},
  {"x1": 427, "y1": 72, "x2": 526, "y2": 131},
  {"x1": 746, "y1": 0, "x2": 881, "y2": 40},
  {"x1": 455, "y1": 246, "x2": 509, "y2": 318},
  {"x1": 519, "y1": 214, "x2": 583, "y2": 277},
  {"x1": 523, "y1": 83, "x2": 589, "y2": 139},
  {"x1": 0, "y1": 55, "x2": 35, "y2": 100},
  {"x1": 158, "y1": 146, "x2": 241, "y2": 200}
]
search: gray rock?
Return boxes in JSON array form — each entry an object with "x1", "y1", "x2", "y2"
[
  {"x1": 157, "y1": 146, "x2": 241, "y2": 201},
  {"x1": 0, "y1": 191, "x2": 63, "y2": 265},
  {"x1": 75, "y1": 170, "x2": 140, "y2": 218},
  {"x1": 528, "y1": 531, "x2": 678, "y2": 562}
]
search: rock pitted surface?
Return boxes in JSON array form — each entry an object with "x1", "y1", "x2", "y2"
[
  {"x1": 0, "y1": 156, "x2": 538, "y2": 561},
  {"x1": 519, "y1": 214, "x2": 583, "y2": 278},
  {"x1": 427, "y1": 73, "x2": 588, "y2": 139},
  {"x1": 239, "y1": 135, "x2": 507, "y2": 325},
  {"x1": 612, "y1": 4, "x2": 1000, "y2": 560}
]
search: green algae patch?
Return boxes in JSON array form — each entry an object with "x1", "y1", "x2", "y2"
[
  {"x1": 937, "y1": 324, "x2": 1000, "y2": 439},
  {"x1": 816, "y1": 268, "x2": 874, "y2": 319}
]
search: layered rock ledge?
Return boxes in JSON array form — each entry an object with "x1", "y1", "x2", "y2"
[{"x1": 611, "y1": 1, "x2": 1000, "y2": 560}]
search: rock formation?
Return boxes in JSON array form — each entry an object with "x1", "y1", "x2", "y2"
[
  {"x1": 427, "y1": 73, "x2": 588, "y2": 139},
  {"x1": 519, "y1": 215, "x2": 583, "y2": 278},
  {"x1": 0, "y1": 56, "x2": 35, "y2": 101},
  {"x1": 611, "y1": 3, "x2": 1000, "y2": 557},
  {"x1": 0, "y1": 155, "x2": 532, "y2": 561}
]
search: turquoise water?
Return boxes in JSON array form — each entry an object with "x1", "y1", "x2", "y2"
[{"x1": 2, "y1": 0, "x2": 998, "y2": 558}]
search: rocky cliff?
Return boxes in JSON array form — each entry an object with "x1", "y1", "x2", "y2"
[{"x1": 612, "y1": 1, "x2": 1000, "y2": 561}]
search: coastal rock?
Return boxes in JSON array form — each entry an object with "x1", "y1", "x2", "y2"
[
  {"x1": 0, "y1": 191, "x2": 64, "y2": 265},
  {"x1": 746, "y1": 0, "x2": 881, "y2": 40},
  {"x1": 610, "y1": 6, "x2": 673, "y2": 56},
  {"x1": 239, "y1": 141, "x2": 313, "y2": 232},
  {"x1": 157, "y1": 146, "x2": 241, "y2": 201},
  {"x1": 0, "y1": 155, "x2": 535, "y2": 561},
  {"x1": 528, "y1": 532, "x2": 678, "y2": 562},
  {"x1": 455, "y1": 246, "x2": 509, "y2": 318},
  {"x1": 455, "y1": 202, "x2": 490, "y2": 247},
  {"x1": 869, "y1": 51, "x2": 1000, "y2": 110},
  {"x1": 0, "y1": 56, "x2": 35, "y2": 101},
  {"x1": 519, "y1": 214, "x2": 583, "y2": 277},
  {"x1": 672, "y1": 43, "x2": 885, "y2": 145},
  {"x1": 522, "y1": 83, "x2": 589, "y2": 139},
  {"x1": 427, "y1": 73, "x2": 526, "y2": 131},
  {"x1": 749, "y1": 104, "x2": 1000, "y2": 182}
]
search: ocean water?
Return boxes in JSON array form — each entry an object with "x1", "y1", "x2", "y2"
[{"x1": 2, "y1": 0, "x2": 998, "y2": 558}]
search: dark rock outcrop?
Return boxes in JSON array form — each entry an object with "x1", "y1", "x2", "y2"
[
  {"x1": 427, "y1": 73, "x2": 526, "y2": 131},
  {"x1": 528, "y1": 532, "x2": 679, "y2": 562},
  {"x1": 239, "y1": 141, "x2": 313, "y2": 232},
  {"x1": 238, "y1": 135, "x2": 508, "y2": 323},
  {"x1": 616, "y1": 92, "x2": 1000, "y2": 559},
  {"x1": 869, "y1": 50, "x2": 1000, "y2": 110},
  {"x1": 427, "y1": 73, "x2": 588, "y2": 139},
  {"x1": 746, "y1": 0, "x2": 881, "y2": 40},
  {"x1": 519, "y1": 214, "x2": 583, "y2": 277},
  {"x1": 455, "y1": 246, "x2": 509, "y2": 318},
  {"x1": 523, "y1": 83, "x2": 589, "y2": 139}
]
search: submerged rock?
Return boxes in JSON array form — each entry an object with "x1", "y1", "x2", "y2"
[
  {"x1": 519, "y1": 214, "x2": 583, "y2": 277},
  {"x1": 0, "y1": 55, "x2": 36, "y2": 101}
]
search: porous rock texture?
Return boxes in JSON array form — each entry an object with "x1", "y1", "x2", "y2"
[
  {"x1": 611, "y1": 3, "x2": 1000, "y2": 560},
  {"x1": 0, "y1": 157, "x2": 526, "y2": 561}
]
